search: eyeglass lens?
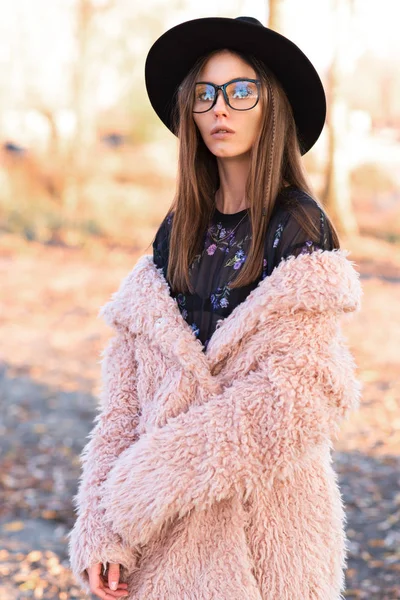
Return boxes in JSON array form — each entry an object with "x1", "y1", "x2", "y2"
[{"x1": 193, "y1": 80, "x2": 259, "y2": 112}]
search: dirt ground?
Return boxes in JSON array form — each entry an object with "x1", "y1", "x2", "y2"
[{"x1": 0, "y1": 231, "x2": 399, "y2": 599}]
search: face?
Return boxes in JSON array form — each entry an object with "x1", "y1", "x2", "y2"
[{"x1": 192, "y1": 50, "x2": 264, "y2": 159}]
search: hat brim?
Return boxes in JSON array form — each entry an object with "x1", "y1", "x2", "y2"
[{"x1": 145, "y1": 16, "x2": 326, "y2": 155}]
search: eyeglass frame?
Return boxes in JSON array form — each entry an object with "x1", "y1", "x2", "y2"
[{"x1": 191, "y1": 77, "x2": 262, "y2": 113}]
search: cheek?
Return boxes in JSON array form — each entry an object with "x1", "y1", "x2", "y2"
[
  {"x1": 193, "y1": 117, "x2": 207, "y2": 140},
  {"x1": 246, "y1": 110, "x2": 263, "y2": 140}
]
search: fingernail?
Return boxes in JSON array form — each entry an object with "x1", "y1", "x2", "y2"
[{"x1": 110, "y1": 581, "x2": 117, "y2": 590}]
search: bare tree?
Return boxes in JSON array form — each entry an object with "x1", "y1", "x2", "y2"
[
  {"x1": 65, "y1": 0, "x2": 116, "y2": 216},
  {"x1": 267, "y1": 0, "x2": 287, "y2": 30},
  {"x1": 268, "y1": 0, "x2": 359, "y2": 236},
  {"x1": 322, "y1": 0, "x2": 359, "y2": 235}
]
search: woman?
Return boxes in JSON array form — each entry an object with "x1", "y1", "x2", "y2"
[{"x1": 68, "y1": 16, "x2": 363, "y2": 600}]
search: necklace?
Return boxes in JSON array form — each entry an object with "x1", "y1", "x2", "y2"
[{"x1": 208, "y1": 206, "x2": 249, "y2": 244}]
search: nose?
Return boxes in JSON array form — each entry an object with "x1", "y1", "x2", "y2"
[{"x1": 212, "y1": 89, "x2": 229, "y2": 115}]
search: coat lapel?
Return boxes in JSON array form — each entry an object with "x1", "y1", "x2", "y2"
[{"x1": 98, "y1": 249, "x2": 362, "y2": 390}]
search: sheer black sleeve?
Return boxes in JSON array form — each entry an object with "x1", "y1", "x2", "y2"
[
  {"x1": 152, "y1": 214, "x2": 173, "y2": 278},
  {"x1": 275, "y1": 196, "x2": 335, "y2": 267}
]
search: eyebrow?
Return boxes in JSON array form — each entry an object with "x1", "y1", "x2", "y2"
[{"x1": 195, "y1": 77, "x2": 254, "y2": 85}]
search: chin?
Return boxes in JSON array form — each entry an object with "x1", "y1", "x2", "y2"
[
  {"x1": 208, "y1": 143, "x2": 242, "y2": 155},
  {"x1": 213, "y1": 148, "x2": 250, "y2": 160}
]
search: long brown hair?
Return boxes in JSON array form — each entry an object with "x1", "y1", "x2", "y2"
[{"x1": 151, "y1": 48, "x2": 340, "y2": 294}]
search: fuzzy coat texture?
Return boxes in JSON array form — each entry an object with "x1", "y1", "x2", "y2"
[{"x1": 67, "y1": 248, "x2": 363, "y2": 600}]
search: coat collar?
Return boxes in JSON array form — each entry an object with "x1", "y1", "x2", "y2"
[{"x1": 98, "y1": 249, "x2": 362, "y2": 390}]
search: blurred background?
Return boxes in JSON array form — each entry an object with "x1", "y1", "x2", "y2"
[{"x1": 0, "y1": 1, "x2": 399, "y2": 598}]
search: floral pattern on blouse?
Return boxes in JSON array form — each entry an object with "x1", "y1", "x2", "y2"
[{"x1": 210, "y1": 283, "x2": 231, "y2": 310}]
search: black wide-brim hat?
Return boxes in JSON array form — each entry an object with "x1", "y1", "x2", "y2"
[{"x1": 145, "y1": 16, "x2": 326, "y2": 155}]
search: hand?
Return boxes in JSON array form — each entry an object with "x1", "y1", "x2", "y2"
[{"x1": 87, "y1": 562, "x2": 129, "y2": 599}]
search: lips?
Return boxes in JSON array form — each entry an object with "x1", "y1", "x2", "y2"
[
  {"x1": 211, "y1": 125, "x2": 235, "y2": 135},
  {"x1": 211, "y1": 131, "x2": 234, "y2": 139}
]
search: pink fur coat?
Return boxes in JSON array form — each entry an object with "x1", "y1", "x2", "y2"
[{"x1": 67, "y1": 248, "x2": 363, "y2": 600}]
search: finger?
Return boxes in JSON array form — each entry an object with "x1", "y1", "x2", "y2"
[
  {"x1": 90, "y1": 587, "x2": 110, "y2": 600},
  {"x1": 102, "y1": 584, "x2": 130, "y2": 598},
  {"x1": 107, "y1": 562, "x2": 121, "y2": 591},
  {"x1": 88, "y1": 564, "x2": 108, "y2": 597},
  {"x1": 104, "y1": 591, "x2": 129, "y2": 600},
  {"x1": 88, "y1": 562, "x2": 102, "y2": 587},
  {"x1": 99, "y1": 577, "x2": 129, "y2": 598},
  {"x1": 100, "y1": 570, "x2": 128, "y2": 590},
  {"x1": 92, "y1": 585, "x2": 129, "y2": 600},
  {"x1": 90, "y1": 567, "x2": 128, "y2": 600},
  {"x1": 105, "y1": 581, "x2": 128, "y2": 588}
]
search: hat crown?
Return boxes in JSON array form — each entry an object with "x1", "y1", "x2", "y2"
[{"x1": 235, "y1": 16, "x2": 264, "y2": 27}]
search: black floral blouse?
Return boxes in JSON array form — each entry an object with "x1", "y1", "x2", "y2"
[{"x1": 153, "y1": 185, "x2": 335, "y2": 352}]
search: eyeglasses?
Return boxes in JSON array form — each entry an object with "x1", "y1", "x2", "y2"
[{"x1": 192, "y1": 78, "x2": 261, "y2": 113}]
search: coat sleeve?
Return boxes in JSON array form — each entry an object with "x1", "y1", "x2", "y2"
[
  {"x1": 99, "y1": 313, "x2": 362, "y2": 550},
  {"x1": 67, "y1": 332, "x2": 141, "y2": 594}
]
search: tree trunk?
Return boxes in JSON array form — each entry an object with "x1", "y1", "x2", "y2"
[
  {"x1": 268, "y1": 0, "x2": 287, "y2": 30},
  {"x1": 65, "y1": 0, "x2": 97, "y2": 219},
  {"x1": 322, "y1": 0, "x2": 359, "y2": 236}
]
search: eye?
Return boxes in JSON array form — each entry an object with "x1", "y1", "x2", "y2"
[
  {"x1": 195, "y1": 84, "x2": 215, "y2": 102},
  {"x1": 230, "y1": 81, "x2": 255, "y2": 99}
]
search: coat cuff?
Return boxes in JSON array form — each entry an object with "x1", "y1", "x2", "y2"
[{"x1": 67, "y1": 511, "x2": 139, "y2": 594}]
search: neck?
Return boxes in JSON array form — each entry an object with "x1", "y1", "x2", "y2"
[
  {"x1": 215, "y1": 188, "x2": 248, "y2": 214},
  {"x1": 215, "y1": 155, "x2": 250, "y2": 214}
]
